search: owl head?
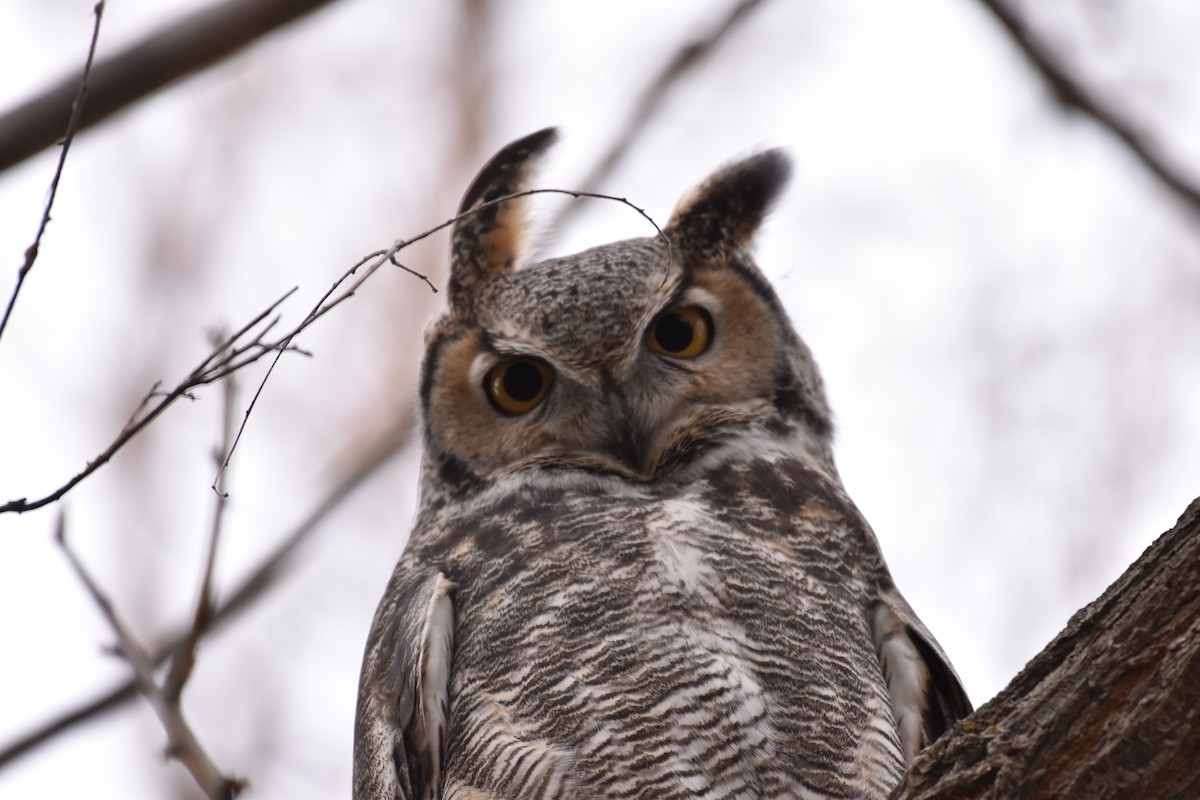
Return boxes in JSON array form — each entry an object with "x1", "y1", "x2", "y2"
[{"x1": 419, "y1": 128, "x2": 834, "y2": 495}]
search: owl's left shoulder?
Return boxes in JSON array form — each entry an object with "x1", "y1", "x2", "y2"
[{"x1": 355, "y1": 561, "x2": 454, "y2": 800}]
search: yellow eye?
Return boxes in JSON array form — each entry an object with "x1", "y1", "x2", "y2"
[
  {"x1": 647, "y1": 306, "x2": 713, "y2": 358},
  {"x1": 485, "y1": 359, "x2": 553, "y2": 415}
]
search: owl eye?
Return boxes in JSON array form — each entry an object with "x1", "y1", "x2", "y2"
[
  {"x1": 485, "y1": 359, "x2": 553, "y2": 415},
  {"x1": 647, "y1": 306, "x2": 713, "y2": 358}
]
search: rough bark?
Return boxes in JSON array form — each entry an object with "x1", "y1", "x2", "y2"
[{"x1": 894, "y1": 495, "x2": 1200, "y2": 799}]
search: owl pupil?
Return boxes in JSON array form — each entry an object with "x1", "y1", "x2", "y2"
[
  {"x1": 503, "y1": 361, "x2": 544, "y2": 402},
  {"x1": 655, "y1": 313, "x2": 695, "y2": 353}
]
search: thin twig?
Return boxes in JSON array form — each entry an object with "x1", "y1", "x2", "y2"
[
  {"x1": 122, "y1": 380, "x2": 164, "y2": 431},
  {"x1": 0, "y1": 187, "x2": 663, "y2": 515},
  {"x1": 164, "y1": 346, "x2": 237, "y2": 703},
  {"x1": 55, "y1": 513, "x2": 244, "y2": 799},
  {"x1": 0, "y1": 421, "x2": 409, "y2": 769},
  {"x1": 388, "y1": 257, "x2": 439, "y2": 293},
  {"x1": 0, "y1": 0, "x2": 343, "y2": 174},
  {"x1": 0, "y1": 2, "x2": 105, "y2": 346},
  {"x1": 0, "y1": 287, "x2": 296, "y2": 515},
  {"x1": 211, "y1": 186, "x2": 667, "y2": 488},
  {"x1": 550, "y1": 0, "x2": 768, "y2": 232},
  {"x1": 208, "y1": 253, "x2": 398, "y2": 493},
  {"x1": 977, "y1": 0, "x2": 1200, "y2": 218}
]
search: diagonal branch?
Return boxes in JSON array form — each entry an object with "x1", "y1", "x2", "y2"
[
  {"x1": 1, "y1": 187, "x2": 658, "y2": 517},
  {"x1": 0, "y1": 287, "x2": 303, "y2": 515},
  {"x1": 55, "y1": 514, "x2": 245, "y2": 799},
  {"x1": 212, "y1": 187, "x2": 667, "y2": 488},
  {"x1": 893, "y1": 494, "x2": 1200, "y2": 797},
  {"x1": 0, "y1": 1, "x2": 105, "y2": 346},
  {"x1": 551, "y1": 0, "x2": 769, "y2": 231},
  {"x1": 0, "y1": 420, "x2": 407, "y2": 771},
  {"x1": 0, "y1": 0, "x2": 343, "y2": 174},
  {"x1": 976, "y1": 0, "x2": 1200, "y2": 219}
]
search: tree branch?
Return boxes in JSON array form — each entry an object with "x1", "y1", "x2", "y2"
[
  {"x1": 0, "y1": 418, "x2": 408, "y2": 770},
  {"x1": 0, "y1": 0, "x2": 344, "y2": 174},
  {"x1": 1, "y1": 186, "x2": 657, "y2": 517},
  {"x1": 0, "y1": 287, "x2": 303, "y2": 515},
  {"x1": 55, "y1": 514, "x2": 245, "y2": 799},
  {"x1": 0, "y1": 1, "x2": 104, "y2": 346},
  {"x1": 976, "y1": 0, "x2": 1200, "y2": 219},
  {"x1": 163, "y1": 356, "x2": 237, "y2": 704},
  {"x1": 894, "y1": 494, "x2": 1200, "y2": 798},
  {"x1": 212, "y1": 187, "x2": 667, "y2": 490}
]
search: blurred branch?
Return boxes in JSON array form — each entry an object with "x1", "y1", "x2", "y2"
[
  {"x1": 0, "y1": 0, "x2": 343, "y2": 174},
  {"x1": 164, "y1": 354, "x2": 237, "y2": 704},
  {"x1": 551, "y1": 0, "x2": 768, "y2": 231},
  {"x1": 55, "y1": 514, "x2": 245, "y2": 799},
  {"x1": 0, "y1": 418, "x2": 408, "y2": 771},
  {"x1": 0, "y1": 2, "x2": 104, "y2": 346},
  {"x1": 977, "y1": 0, "x2": 1200, "y2": 219}
]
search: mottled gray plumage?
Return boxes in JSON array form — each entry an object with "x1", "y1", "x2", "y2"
[{"x1": 354, "y1": 128, "x2": 972, "y2": 800}]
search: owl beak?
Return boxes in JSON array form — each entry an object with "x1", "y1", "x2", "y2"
[
  {"x1": 609, "y1": 417, "x2": 645, "y2": 475},
  {"x1": 601, "y1": 375, "x2": 649, "y2": 476}
]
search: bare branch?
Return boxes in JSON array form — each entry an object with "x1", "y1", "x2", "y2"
[
  {"x1": 893, "y1": 495, "x2": 1200, "y2": 797},
  {"x1": 55, "y1": 514, "x2": 245, "y2": 799},
  {"x1": 977, "y1": 0, "x2": 1200, "y2": 219},
  {"x1": 388, "y1": 256, "x2": 439, "y2": 294},
  {"x1": 0, "y1": 287, "x2": 298, "y2": 515},
  {"x1": 0, "y1": 0, "x2": 343, "y2": 174},
  {"x1": 551, "y1": 0, "x2": 768, "y2": 231},
  {"x1": 0, "y1": 419, "x2": 409, "y2": 770},
  {"x1": 164, "y1": 351, "x2": 237, "y2": 703},
  {"x1": 2, "y1": 186, "x2": 657, "y2": 516},
  {"x1": 211, "y1": 187, "x2": 666, "y2": 488},
  {"x1": 0, "y1": 2, "x2": 105, "y2": 346}
]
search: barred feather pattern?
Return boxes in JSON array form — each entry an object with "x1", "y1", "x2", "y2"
[
  {"x1": 398, "y1": 428, "x2": 907, "y2": 799},
  {"x1": 354, "y1": 131, "x2": 971, "y2": 800}
]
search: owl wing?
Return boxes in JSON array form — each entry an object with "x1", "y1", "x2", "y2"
[
  {"x1": 871, "y1": 587, "x2": 974, "y2": 763},
  {"x1": 354, "y1": 567, "x2": 455, "y2": 800}
]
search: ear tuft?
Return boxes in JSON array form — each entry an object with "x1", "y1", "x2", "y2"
[
  {"x1": 449, "y1": 128, "x2": 559, "y2": 313},
  {"x1": 666, "y1": 149, "x2": 791, "y2": 257}
]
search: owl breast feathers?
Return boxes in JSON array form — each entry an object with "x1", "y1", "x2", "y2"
[{"x1": 354, "y1": 128, "x2": 972, "y2": 800}]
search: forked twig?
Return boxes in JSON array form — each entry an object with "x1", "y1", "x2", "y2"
[
  {"x1": 0, "y1": 420, "x2": 408, "y2": 769},
  {"x1": 0, "y1": 287, "x2": 299, "y2": 514},
  {"x1": 55, "y1": 513, "x2": 245, "y2": 799},
  {"x1": 2, "y1": 185, "x2": 663, "y2": 516},
  {"x1": 0, "y1": 2, "x2": 105, "y2": 345},
  {"x1": 212, "y1": 186, "x2": 669, "y2": 488}
]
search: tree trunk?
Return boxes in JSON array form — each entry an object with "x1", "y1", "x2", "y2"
[{"x1": 893, "y1": 496, "x2": 1200, "y2": 799}]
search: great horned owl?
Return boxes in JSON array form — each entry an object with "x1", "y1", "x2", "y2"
[{"x1": 354, "y1": 128, "x2": 972, "y2": 800}]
